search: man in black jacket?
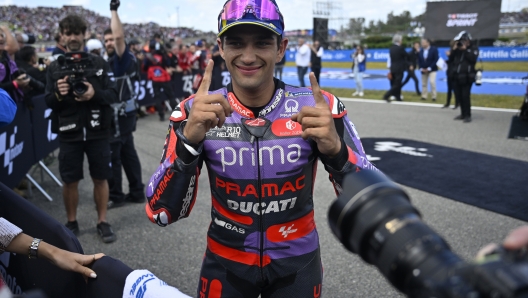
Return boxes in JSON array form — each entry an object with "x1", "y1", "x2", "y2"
[
  {"x1": 104, "y1": 0, "x2": 145, "y2": 208},
  {"x1": 44, "y1": 15, "x2": 119, "y2": 243},
  {"x1": 383, "y1": 34, "x2": 408, "y2": 102},
  {"x1": 401, "y1": 42, "x2": 421, "y2": 95},
  {"x1": 15, "y1": 46, "x2": 46, "y2": 100},
  {"x1": 310, "y1": 40, "x2": 323, "y2": 83},
  {"x1": 450, "y1": 31, "x2": 478, "y2": 123}
]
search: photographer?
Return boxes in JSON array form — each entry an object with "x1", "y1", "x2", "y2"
[
  {"x1": 44, "y1": 15, "x2": 119, "y2": 243},
  {"x1": 14, "y1": 45, "x2": 46, "y2": 99},
  {"x1": 103, "y1": 0, "x2": 145, "y2": 208},
  {"x1": 451, "y1": 31, "x2": 479, "y2": 123},
  {"x1": 0, "y1": 25, "x2": 28, "y2": 103}
]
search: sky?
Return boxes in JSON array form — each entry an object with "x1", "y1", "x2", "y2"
[{"x1": 1, "y1": 0, "x2": 526, "y2": 32}]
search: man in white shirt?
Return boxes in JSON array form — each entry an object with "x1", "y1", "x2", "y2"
[{"x1": 295, "y1": 38, "x2": 310, "y2": 87}]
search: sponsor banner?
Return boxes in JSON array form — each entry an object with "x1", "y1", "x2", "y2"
[
  {"x1": 286, "y1": 47, "x2": 528, "y2": 63},
  {"x1": 30, "y1": 95, "x2": 60, "y2": 161},
  {"x1": 424, "y1": 0, "x2": 501, "y2": 40},
  {"x1": 0, "y1": 182, "x2": 86, "y2": 296},
  {"x1": 0, "y1": 103, "x2": 35, "y2": 188}
]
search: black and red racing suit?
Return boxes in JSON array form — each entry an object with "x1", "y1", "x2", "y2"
[{"x1": 145, "y1": 79, "x2": 377, "y2": 297}]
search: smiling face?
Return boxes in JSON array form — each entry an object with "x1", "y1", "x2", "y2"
[{"x1": 218, "y1": 25, "x2": 287, "y2": 94}]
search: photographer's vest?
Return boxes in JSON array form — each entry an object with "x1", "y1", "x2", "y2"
[{"x1": 108, "y1": 51, "x2": 140, "y2": 138}]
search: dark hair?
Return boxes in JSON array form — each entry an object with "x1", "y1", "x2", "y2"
[
  {"x1": 54, "y1": 32, "x2": 62, "y2": 43},
  {"x1": 19, "y1": 46, "x2": 36, "y2": 63},
  {"x1": 153, "y1": 33, "x2": 161, "y2": 39},
  {"x1": 59, "y1": 15, "x2": 87, "y2": 35},
  {"x1": 357, "y1": 45, "x2": 364, "y2": 54},
  {"x1": 104, "y1": 28, "x2": 112, "y2": 36}
]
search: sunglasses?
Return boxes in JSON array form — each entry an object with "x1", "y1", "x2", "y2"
[{"x1": 219, "y1": 0, "x2": 282, "y2": 23}]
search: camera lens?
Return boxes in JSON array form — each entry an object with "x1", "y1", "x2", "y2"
[
  {"x1": 328, "y1": 170, "x2": 463, "y2": 295},
  {"x1": 72, "y1": 81, "x2": 87, "y2": 95}
]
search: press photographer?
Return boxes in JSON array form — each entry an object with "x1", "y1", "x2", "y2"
[
  {"x1": 329, "y1": 170, "x2": 528, "y2": 298},
  {"x1": 44, "y1": 14, "x2": 119, "y2": 243},
  {"x1": 103, "y1": 0, "x2": 145, "y2": 208},
  {"x1": 14, "y1": 45, "x2": 46, "y2": 100},
  {"x1": 450, "y1": 31, "x2": 479, "y2": 123}
]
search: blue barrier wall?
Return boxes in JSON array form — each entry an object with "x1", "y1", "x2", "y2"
[{"x1": 286, "y1": 47, "x2": 528, "y2": 63}]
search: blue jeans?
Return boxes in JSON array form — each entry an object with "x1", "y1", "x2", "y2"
[
  {"x1": 297, "y1": 66, "x2": 308, "y2": 87},
  {"x1": 354, "y1": 67, "x2": 363, "y2": 92}
]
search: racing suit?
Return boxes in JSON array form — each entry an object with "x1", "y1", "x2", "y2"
[{"x1": 146, "y1": 79, "x2": 377, "y2": 297}]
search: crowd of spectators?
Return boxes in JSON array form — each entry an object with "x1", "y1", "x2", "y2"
[
  {"x1": 500, "y1": 9, "x2": 528, "y2": 24},
  {"x1": 0, "y1": 5, "x2": 215, "y2": 43}
]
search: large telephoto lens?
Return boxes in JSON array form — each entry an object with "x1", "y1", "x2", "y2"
[{"x1": 328, "y1": 170, "x2": 463, "y2": 296}]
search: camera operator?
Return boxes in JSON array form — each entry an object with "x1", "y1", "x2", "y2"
[
  {"x1": 0, "y1": 25, "x2": 28, "y2": 103},
  {"x1": 103, "y1": 0, "x2": 145, "y2": 208},
  {"x1": 14, "y1": 45, "x2": 46, "y2": 100},
  {"x1": 44, "y1": 15, "x2": 119, "y2": 243},
  {"x1": 451, "y1": 31, "x2": 479, "y2": 123}
]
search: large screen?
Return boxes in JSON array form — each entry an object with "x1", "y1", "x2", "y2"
[{"x1": 424, "y1": 0, "x2": 502, "y2": 41}]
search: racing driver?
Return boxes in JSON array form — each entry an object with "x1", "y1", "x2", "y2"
[{"x1": 145, "y1": 0, "x2": 377, "y2": 296}]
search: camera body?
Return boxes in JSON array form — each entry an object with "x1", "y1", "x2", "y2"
[
  {"x1": 12, "y1": 69, "x2": 43, "y2": 91},
  {"x1": 328, "y1": 170, "x2": 528, "y2": 298},
  {"x1": 52, "y1": 52, "x2": 97, "y2": 96}
]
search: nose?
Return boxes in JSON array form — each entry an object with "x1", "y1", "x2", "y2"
[{"x1": 238, "y1": 44, "x2": 257, "y2": 65}]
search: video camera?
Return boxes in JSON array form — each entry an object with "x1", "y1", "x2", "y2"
[
  {"x1": 454, "y1": 31, "x2": 472, "y2": 48},
  {"x1": 328, "y1": 170, "x2": 528, "y2": 298},
  {"x1": 52, "y1": 52, "x2": 98, "y2": 95}
]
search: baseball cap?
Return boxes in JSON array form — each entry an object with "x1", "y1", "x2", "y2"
[
  {"x1": 217, "y1": 0, "x2": 284, "y2": 37},
  {"x1": 454, "y1": 31, "x2": 472, "y2": 41},
  {"x1": 195, "y1": 40, "x2": 203, "y2": 47},
  {"x1": 86, "y1": 39, "x2": 103, "y2": 52}
]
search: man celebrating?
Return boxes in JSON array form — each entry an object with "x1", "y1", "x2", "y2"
[
  {"x1": 104, "y1": 0, "x2": 145, "y2": 208},
  {"x1": 145, "y1": 0, "x2": 376, "y2": 296},
  {"x1": 44, "y1": 15, "x2": 118, "y2": 243}
]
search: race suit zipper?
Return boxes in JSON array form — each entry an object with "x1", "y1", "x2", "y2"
[{"x1": 253, "y1": 135, "x2": 265, "y2": 281}]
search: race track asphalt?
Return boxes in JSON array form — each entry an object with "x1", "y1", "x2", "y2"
[{"x1": 28, "y1": 99, "x2": 528, "y2": 297}]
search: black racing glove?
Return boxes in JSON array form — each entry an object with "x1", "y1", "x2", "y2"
[{"x1": 110, "y1": 0, "x2": 120, "y2": 11}]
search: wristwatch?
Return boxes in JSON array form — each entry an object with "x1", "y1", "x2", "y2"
[{"x1": 28, "y1": 238, "x2": 42, "y2": 259}]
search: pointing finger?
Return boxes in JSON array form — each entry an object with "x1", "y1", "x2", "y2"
[
  {"x1": 197, "y1": 60, "x2": 214, "y2": 95},
  {"x1": 309, "y1": 72, "x2": 327, "y2": 108}
]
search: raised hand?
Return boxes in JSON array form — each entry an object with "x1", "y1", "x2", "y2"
[
  {"x1": 183, "y1": 60, "x2": 232, "y2": 144},
  {"x1": 291, "y1": 72, "x2": 341, "y2": 157},
  {"x1": 110, "y1": 0, "x2": 120, "y2": 11}
]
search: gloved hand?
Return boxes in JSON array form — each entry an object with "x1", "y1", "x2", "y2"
[{"x1": 110, "y1": 0, "x2": 120, "y2": 11}]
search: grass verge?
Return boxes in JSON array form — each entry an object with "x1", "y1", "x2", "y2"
[
  {"x1": 285, "y1": 61, "x2": 528, "y2": 72},
  {"x1": 320, "y1": 87, "x2": 523, "y2": 110}
]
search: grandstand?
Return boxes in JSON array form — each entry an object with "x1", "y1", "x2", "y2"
[{"x1": 0, "y1": 5, "x2": 216, "y2": 44}]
